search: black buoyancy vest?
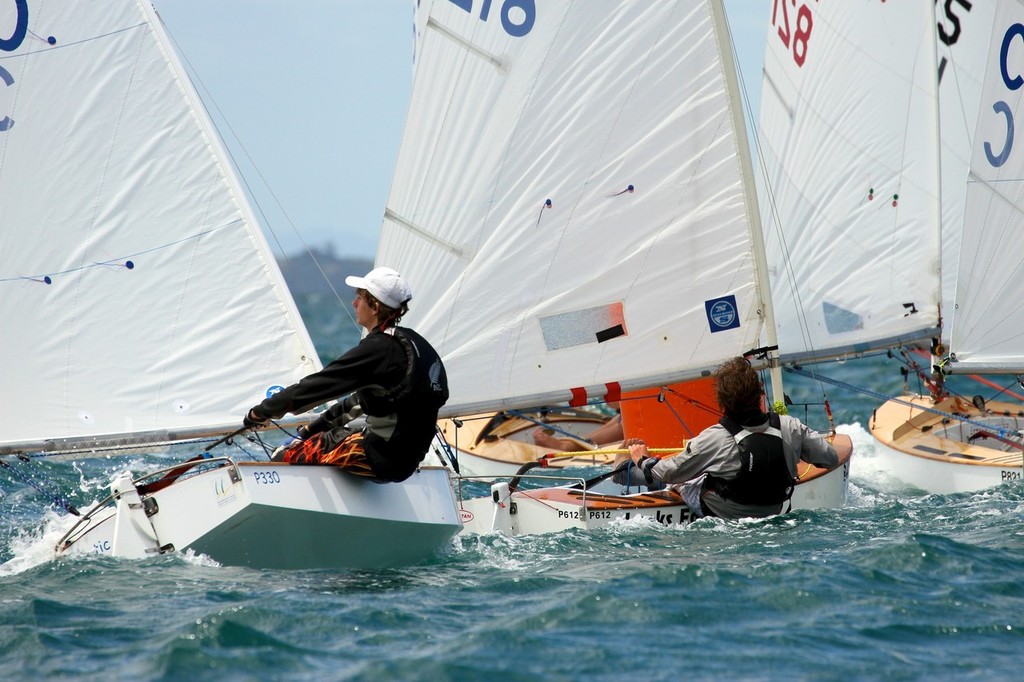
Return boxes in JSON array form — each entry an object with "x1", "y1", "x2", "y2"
[
  {"x1": 708, "y1": 413, "x2": 795, "y2": 506},
  {"x1": 358, "y1": 327, "x2": 448, "y2": 415}
]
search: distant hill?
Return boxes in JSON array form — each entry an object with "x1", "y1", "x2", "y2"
[{"x1": 276, "y1": 247, "x2": 373, "y2": 296}]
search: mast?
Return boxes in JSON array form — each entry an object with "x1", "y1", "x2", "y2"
[
  {"x1": 709, "y1": 0, "x2": 785, "y2": 407},
  {"x1": 929, "y1": 0, "x2": 947, "y2": 384}
]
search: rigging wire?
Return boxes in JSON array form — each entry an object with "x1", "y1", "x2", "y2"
[
  {"x1": 0, "y1": 457, "x2": 80, "y2": 516},
  {"x1": 158, "y1": 19, "x2": 361, "y2": 361},
  {"x1": 784, "y1": 366, "x2": 1024, "y2": 438}
]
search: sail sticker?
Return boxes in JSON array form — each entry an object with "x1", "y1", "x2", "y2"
[
  {"x1": 539, "y1": 302, "x2": 627, "y2": 351},
  {"x1": 567, "y1": 382, "x2": 621, "y2": 408},
  {"x1": 822, "y1": 301, "x2": 864, "y2": 334},
  {"x1": 595, "y1": 325, "x2": 625, "y2": 343},
  {"x1": 705, "y1": 296, "x2": 740, "y2": 333}
]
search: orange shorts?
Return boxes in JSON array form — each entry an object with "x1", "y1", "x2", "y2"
[{"x1": 280, "y1": 432, "x2": 376, "y2": 478}]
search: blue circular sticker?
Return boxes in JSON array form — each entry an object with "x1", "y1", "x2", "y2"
[{"x1": 710, "y1": 300, "x2": 736, "y2": 328}]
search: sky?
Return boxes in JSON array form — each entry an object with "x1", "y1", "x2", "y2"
[{"x1": 153, "y1": 1, "x2": 771, "y2": 260}]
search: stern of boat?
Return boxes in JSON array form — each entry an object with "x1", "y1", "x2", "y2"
[{"x1": 790, "y1": 433, "x2": 852, "y2": 510}]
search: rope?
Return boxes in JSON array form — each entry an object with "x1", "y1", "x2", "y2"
[
  {"x1": 655, "y1": 387, "x2": 697, "y2": 438},
  {"x1": 546, "y1": 446, "x2": 682, "y2": 457},
  {"x1": 505, "y1": 409, "x2": 598, "y2": 445},
  {"x1": 796, "y1": 462, "x2": 813, "y2": 481},
  {"x1": 784, "y1": 366, "x2": 1024, "y2": 438},
  {"x1": 432, "y1": 425, "x2": 460, "y2": 473},
  {"x1": 0, "y1": 458, "x2": 79, "y2": 516}
]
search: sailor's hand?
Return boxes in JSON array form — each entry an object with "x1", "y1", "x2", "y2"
[
  {"x1": 243, "y1": 408, "x2": 268, "y2": 430},
  {"x1": 612, "y1": 450, "x2": 632, "y2": 468},
  {"x1": 623, "y1": 437, "x2": 648, "y2": 463}
]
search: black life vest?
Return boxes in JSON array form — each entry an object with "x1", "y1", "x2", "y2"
[
  {"x1": 357, "y1": 326, "x2": 448, "y2": 415},
  {"x1": 705, "y1": 413, "x2": 795, "y2": 507}
]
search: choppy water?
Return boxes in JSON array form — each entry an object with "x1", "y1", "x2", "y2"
[{"x1": 2, "y1": 297, "x2": 1023, "y2": 680}]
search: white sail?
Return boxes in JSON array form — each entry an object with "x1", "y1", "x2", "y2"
[
  {"x1": 413, "y1": 0, "x2": 436, "y2": 67},
  {"x1": 757, "y1": 2, "x2": 942, "y2": 363},
  {"x1": 0, "y1": 1, "x2": 321, "y2": 454},
  {"x1": 936, "y1": 2, "x2": 997, "y2": 342},
  {"x1": 948, "y1": 0, "x2": 1024, "y2": 374},
  {"x1": 378, "y1": 0, "x2": 772, "y2": 416}
]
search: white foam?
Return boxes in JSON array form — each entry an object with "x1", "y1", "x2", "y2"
[{"x1": 0, "y1": 509, "x2": 83, "y2": 576}]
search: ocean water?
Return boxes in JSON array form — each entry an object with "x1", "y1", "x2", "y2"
[{"x1": 2, "y1": 296, "x2": 1023, "y2": 681}]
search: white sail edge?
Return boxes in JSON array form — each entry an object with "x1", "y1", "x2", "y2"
[
  {"x1": 144, "y1": 1, "x2": 322, "y2": 373},
  {"x1": 438, "y1": 366, "x2": 719, "y2": 419},
  {"x1": 944, "y1": 363, "x2": 1024, "y2": 376},
  {"x1": 436, "y1": 352, "x2": 795, "y2": 420},
  {"x1": 710, "y1": 0, "x2": 780, "y2": 403},
  {"x1": 776, "y1": 326, "x2": 941, "y2": 367},
  {"x1": 0, "y1": 416, "x2": 314, "y2": 459}
]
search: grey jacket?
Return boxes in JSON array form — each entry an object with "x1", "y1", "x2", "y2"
[{"x1": 619, "y1": 414, "x2": 838, "y2": 519}]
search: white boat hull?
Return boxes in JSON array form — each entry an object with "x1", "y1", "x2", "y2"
[
  {"x1": 456, "y1": 434, "x2": 852, "y2": 536},
  {"x1": 869, "y1": 394, "x2": 1024, "y2": 494},
  {"x1": 872, "y1": 443, "x2": 1017, "y2": 494},
  {"x1": 57, "y1": 459, "x2": 462, "y2": 569}
]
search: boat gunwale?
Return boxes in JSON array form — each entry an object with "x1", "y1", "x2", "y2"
[{"x1": 871, "y1": 394, "x2": 1024, "y2": 467}]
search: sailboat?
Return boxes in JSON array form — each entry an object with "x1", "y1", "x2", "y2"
[
  {"x1": 437, "y1": 406, "x2": 620, "y2": 477},
  {"x1": 379, "y1": 0, "x2": 852, "y2": 535},
  {"x1": 0, "y1": 0, "x2": 461, "y2": 567},
  {"x1": 869, "y1": 2, "x2": 1024, "y2": 494},
  {"x1": 757, "y1": 2, "x2": 945, "y2": 367},
  {"x1": 437, "y1": 379, "x2": 720, "y2": 478}
]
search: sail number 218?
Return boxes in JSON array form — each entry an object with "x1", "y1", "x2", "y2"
[
  {"x1": 447, "y1": 0, "x2": 535, "y2": 37},
  {"x1": 772, "y1": 0, "x2": 816, "y2": 68}
]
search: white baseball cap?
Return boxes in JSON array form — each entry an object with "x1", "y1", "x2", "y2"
[{"x1": 345, "y1": 266, "x2": 412, "y2": 309}]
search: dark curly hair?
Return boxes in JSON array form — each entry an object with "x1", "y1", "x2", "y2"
[
  {"x1": 359, "y1": 289, "x2": 408, "y2": 330},
  {"x1": 714, "y1": 356, "x2": 763, "y2": 421}
]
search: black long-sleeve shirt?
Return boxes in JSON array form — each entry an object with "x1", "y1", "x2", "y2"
[
  {"x1": 252, "y1": 330, "x2": 406, "y2": 421},
  {"x1": 251, "y1": 327, "x2": 446, "y2": 481}
]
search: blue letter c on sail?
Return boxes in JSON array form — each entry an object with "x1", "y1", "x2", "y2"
[
  {"x1": 1000, "y1": 23, "x2": 1024, "y2": 91},
  {"x1": 0, "y1": 66, "x2": 12, "y2": 131},
  {"x1": 0, "y1": 0, "x2": 29, "y2": 52},
  {"x1": 984, "y1": 101, "x2": 1014, "y2": 168}
]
